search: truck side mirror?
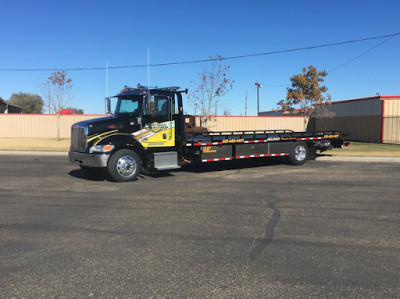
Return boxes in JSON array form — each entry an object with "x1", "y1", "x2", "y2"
[{"x1": 105, "y1": 97, "x2": 111, "y2": 114}]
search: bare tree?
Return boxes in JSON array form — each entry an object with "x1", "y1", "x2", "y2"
[
  {"x1": 41, "y1": 71, "x2": 73, "y2": 114},
  {"x1": 188, "y1": 56, "x2": 234, "y2": 124},
  {"x1": 40, "y1": 71, "x2": 73, "y2": 140}
]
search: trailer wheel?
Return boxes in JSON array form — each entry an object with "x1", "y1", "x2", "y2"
[
  {"x1": 289, "y1": 141, "x2": 308, "y2": 165},
  {"x1": 107, "y1": 149, "x2": 141, "y2": 182}
]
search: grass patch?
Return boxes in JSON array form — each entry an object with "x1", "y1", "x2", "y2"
[
  {"x1": 0, "y1": 138, "x2": 70, "y2": 151},
  {"x1": 323, "y1": 142, "x2": 400, "y2": 157}
]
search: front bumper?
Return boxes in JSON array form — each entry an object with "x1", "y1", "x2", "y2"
[{"x1": 68, "y1": 151, "x2": 110, "y2": 168}]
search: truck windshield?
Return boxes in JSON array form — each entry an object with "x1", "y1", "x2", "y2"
[{"x1": 115, "y1": 97, "x2": 142, "y2": 115}]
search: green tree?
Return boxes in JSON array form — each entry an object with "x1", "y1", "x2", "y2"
[
  {"x1": 72, "y1": 107, "x2": 84, "y2": 114},
  {"x1": 188, "y1": 55, "x2": 234, "y2": 123},
  {"x1": 8, "y1": 92, "x2": 44, "y2": 114},
  {"x1": 277, "y1": 65, "x2": 332, "y2": 130}
]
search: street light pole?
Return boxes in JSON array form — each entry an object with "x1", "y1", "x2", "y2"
[
  {"x1": 254, "y1": 82, "x2": 262, "y2": 115},
  {"x1": 245, "y1": 91, "x2": 247, "y2": 116}
]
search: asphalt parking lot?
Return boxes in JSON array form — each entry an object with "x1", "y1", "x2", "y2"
[{"x1": 0, "y1": 153, "x2": 399, "y2": 298}]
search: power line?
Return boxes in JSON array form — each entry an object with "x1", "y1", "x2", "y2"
[
  {"x1": 328, "y1": 34, "x2": 396, "y2": 73},
  {"x1": 225, "y1": 32, "x2": 399, "y2": 61},
  {"x1": 1, "y1": 32, "x2": 399, "y2": 72},
  {"x1": 259, "y1": 33, "x2": 397, "y2": 88}
]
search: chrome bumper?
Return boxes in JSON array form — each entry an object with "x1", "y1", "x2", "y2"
[{"x1": 68, "y1": 151, "x2": 110, "y2": 168}]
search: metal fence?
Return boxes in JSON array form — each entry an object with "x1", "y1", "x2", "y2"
[
  {"x1": 196, "y1": 116, "x2": 307, "y2": 132},
  {"x1": 0, "y1": 114, "x2": 107, "y2": 138},
  {"x1": 0, "y1": 114, "x2": 308, "y2": 139},
  {"x1": 1, "y1": 113, "x2": 398, "y2": 144}
]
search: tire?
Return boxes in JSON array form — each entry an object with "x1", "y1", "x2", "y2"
[
  {"x1": 107, "y1": 149, "x2": 142, "y2": 182},
  {"x1": 288, "y1": 141, "x2": 308, "y2": 165}
]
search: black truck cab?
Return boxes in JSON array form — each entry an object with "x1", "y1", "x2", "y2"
[{"x1": 69, "y1": 85, "x2": 186, "y2": 181}]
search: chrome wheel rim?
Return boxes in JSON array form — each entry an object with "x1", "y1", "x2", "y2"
[
  {"x1": 116, "y1": 155, "x2": 137, "y2": 177},
  {"x1": 294, "y1": 145, "x2": 306, "y2": 161}
]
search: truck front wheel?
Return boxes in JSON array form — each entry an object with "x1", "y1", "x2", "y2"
[
  {"x1": 288, "y1": 141, "x2": 308, "y2": 165},
  {"x1": 107, "y1": 149, "x2": 142, "y2": 182}
]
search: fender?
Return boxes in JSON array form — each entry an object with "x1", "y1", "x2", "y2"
[{"x1": 90, "y1": 131, "x2": 147, "y2": 165}]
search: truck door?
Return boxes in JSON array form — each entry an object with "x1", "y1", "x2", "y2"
[{"x1": 133, "y1": 94, "x2": 175, "y2": 148}]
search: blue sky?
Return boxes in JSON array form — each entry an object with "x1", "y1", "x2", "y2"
[{"x1": 1, "y1": 0, "x2": 399, "y2": 115}]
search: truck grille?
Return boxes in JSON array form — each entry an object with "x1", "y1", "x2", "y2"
[{"x1": 70, "y1": 125, "x2": 87, "y2": 152}]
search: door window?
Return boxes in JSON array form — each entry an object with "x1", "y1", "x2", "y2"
[{"x1": 155, "y1": 97, "x2": 168, "y2": 116}]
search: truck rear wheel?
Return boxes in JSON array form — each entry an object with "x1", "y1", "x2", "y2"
[
  {"x1": 107, "y1": 149, "x2": 142, "y2": 182},
  {"x1": 288, "y1": 141, "x2": 308, "y2": 165}
]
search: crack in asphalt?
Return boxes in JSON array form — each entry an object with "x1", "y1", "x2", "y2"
[{"x1": 250, "y1": 196, "x2": 281, "y2": 261}]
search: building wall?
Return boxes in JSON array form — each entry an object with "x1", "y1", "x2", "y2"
[
  {"x1": 314, "y1": 97, "x2": 383, "y2": 143},
  {"x1": 325, "y1": 97, "x2": 382, "y2": 117},
  {"x1": 258, "y1": 110, "x2": 284, "y2": 116},
  {"x1": 314, "y1": 96, "x2": 400, "y2": 144},
  {"x1": 383, "y1": 98, "x2": 400, "y2": 144},
  {"x1": 314, "y1": 115, "x2": 382, "y2": 143},
  {"x1": 0, "y1": 114, "x2": 107, "y2": 138}
]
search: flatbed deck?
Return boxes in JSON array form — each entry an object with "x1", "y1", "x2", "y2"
[{"x1": 185, "y1": 130, "x2": 344, "y2": 144}]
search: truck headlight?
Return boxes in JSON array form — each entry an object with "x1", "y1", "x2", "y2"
[{"x1": 89, "y1": 144, "x2": 115, "y2": 153}]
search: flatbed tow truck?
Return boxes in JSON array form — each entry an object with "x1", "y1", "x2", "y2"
[{"x1": 69, "y1": 85, "x2": 348, "y2": 182}]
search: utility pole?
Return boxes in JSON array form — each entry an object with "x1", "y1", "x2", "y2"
[
  {"x1": 48, "y1": 87, "x2": 51, "y2": 114},
  {"x1": 245, "y1": 91, "x2": 247, "y2": 116},
  {"x1": 254, "y1": 82, "x2": 262, "y2": 115},
  {"x1": 106, "y1": 61, "x2": 109, "y2": 98}
]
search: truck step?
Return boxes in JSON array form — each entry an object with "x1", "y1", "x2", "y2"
[{"x1": 153, "y1": 151, "x2": 180, "y2": 170}]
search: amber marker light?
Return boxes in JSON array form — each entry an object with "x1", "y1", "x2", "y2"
[
  {"x1": 89, "y1": 144, "x2": 115, "y2": 153},
  {"x1": 102, "y1": 145, "x2": 114, "y2": 152}
]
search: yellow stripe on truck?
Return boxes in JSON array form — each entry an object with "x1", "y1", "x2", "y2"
[{"x1": 87, "y1": 130, "x2": 119, "y2": 142}]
